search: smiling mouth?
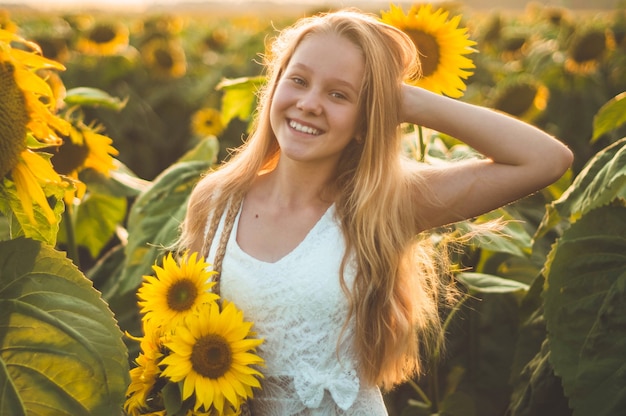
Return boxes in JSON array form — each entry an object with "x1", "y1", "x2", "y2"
[{"x1": 289, "y1": 119, "x2": 322, "y2": 135}]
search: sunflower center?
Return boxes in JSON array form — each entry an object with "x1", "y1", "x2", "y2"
[
  {"x1": 570, "y1": 31, "x2": 606, "y2": 63},
  {"x1": 166, "y1": 279, "x2": 199, "y2": 312},
  {"x1": 51, "y1": 132, "x2": 90, "y2": 175},
  {"x1": 406, "y1": 29, "x2": 441, "y2": 77},
  {"x1": 0, "y1": 61, "x2": 29, "y2": 177},
  {"x1": 191, "y1": 334, "x2": 233, "y2": 379},
  {"x1": 154, "y1": 48, "x2": 174, "y2": 69},
  {"x1": 89, "y1": 25, "x2": 117, "y2": 44}
]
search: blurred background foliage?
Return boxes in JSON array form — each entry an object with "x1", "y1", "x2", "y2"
[{"x1": 1, "y1": 1, "x2": 625, "y2": 415}]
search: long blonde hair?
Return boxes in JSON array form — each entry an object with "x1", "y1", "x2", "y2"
[{"x1": 178, "y1": 9, "x2": 451, "y2": 390}]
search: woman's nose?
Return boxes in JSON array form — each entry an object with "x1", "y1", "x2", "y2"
[{"x1": 296, "y1": 89, "x2": 323, "y2": 115}]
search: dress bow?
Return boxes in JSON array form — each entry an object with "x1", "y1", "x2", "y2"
[{"x1": 294, "y1": 366, "x2": 360, "y2": 411}]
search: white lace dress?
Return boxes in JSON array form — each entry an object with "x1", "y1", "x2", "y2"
[{"x1": 205, "y1": 204, "x2": 387, "y2": 415}]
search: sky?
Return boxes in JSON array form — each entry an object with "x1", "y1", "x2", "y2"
[{"x1": 3, "y1": 0, "x2": 619, "y2": 12}]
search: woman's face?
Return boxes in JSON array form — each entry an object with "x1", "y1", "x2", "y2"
[{"x1": 270, "y1": 32, "x2": 365, "y2": 170}]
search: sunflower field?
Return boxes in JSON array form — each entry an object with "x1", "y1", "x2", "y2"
[{"x1": 0, "y1": 1, "x2": 625, "y2": 415}]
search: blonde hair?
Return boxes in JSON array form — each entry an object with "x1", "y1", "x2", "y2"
[{"x1": 178, "y1": 9, "x2": 452, "y2": 390}]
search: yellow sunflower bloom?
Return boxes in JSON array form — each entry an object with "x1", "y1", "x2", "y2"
[
  {"x1": 51, "y1": 121, "x2": 119, "y2": 177},
  {"x1": 0, "y1": 10, "x2": 17, "y2": 33},
  {"x1": 565, "y1": 28, "x2": 608, "y2": 74},
  {"x1": 49, "y1": 120, "x2": 118, "y2": 203},
  {"x1": 160, "y1": 301, "x2": 264, "y2": 413},
  {"x1": 491, "y1": 77, "x2": 549, "y2": 122},
  {"x1": 125, "y1": 320, "x2": 165, "y2": 416},
  {"x1": 191, "y1": 108, "x2": 225, "y2": 138},
  {"x1": 381, "y1": 3, "x2": 477, "y2": 98},
  {"x1": 140, "y1": 37, "x2": 187, "y2": 79},
  {"x1": 137, "y1": 252, "x2": 220, "y2": 329},
  {"x1": 1, "y1": 28, "x2": 70, "y2": 224},
  {"x1": 76, "y1": 20, "x2": 129, "y2": 56}
]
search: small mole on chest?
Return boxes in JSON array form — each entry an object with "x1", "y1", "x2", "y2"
[{"x1": 255, "y1": 214, "x2": 259, "y2": 218}]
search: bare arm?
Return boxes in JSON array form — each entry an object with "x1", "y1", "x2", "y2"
[{"x1": 402, "y1": 85, "x2": 574, "y2": 229}]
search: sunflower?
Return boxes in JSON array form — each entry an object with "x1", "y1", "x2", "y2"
[
  {"x1": 39, "y1": 69, "x2": 67, "y2": 110},
  {"x1": 141, "y1": 14, "x2": 185, "y2": 38},
  {"x1": 48, "y1": 119, "x2": 118, "y2": 203},
  {"x1": 140, "y1": 37, "x2": 187, "y2": 79},
  {"x1": 76, "y1": 20, "x2": 129, "y2": 55},
  {"x1": 202, "y1": 27, "x2": 229, "y2": 53},
  {"x1": 543, "y1": 6, "x2": 570, "y2": 27},
  {"x1": 191, "y1": 107, "x2": 225, "y2": 138},
  {"x1": 33, "y1": 34, "x2": 71, "y2": 64},
  {"x1": 0, "y1": 28, "x2": 70, "y2": 224},
  {"x1": 137, "y1": 252, "x2": 220, "y2": 330},
  {"x1": 125, "y1": 320, "x2": 165, "y2": 416},
  {"x1": 381, "y1": 3, "x2": 476, "y2": 98},
  {"x1": 0, "y1": 10, "x2": 17, "y2": 33},
  {"x1": 500, "y1": 31, "x2": 529, "y2": 61},
  {"x1": 491, "y1": 77, "x2": 549, "y2": 121},
  {"x1": 160, "y1": 301, "x2": 264, "y2": 413},
  {"x1": 565, "y1": 28, "x2": 608, "y2": 74}
]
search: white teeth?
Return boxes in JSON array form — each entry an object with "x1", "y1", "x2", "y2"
[{"x1": 289, "y1": 120, "x2": 320, "y2": 135}]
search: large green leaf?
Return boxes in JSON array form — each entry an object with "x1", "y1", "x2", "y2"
[
  {"x1": 116, "y1": 159, "x2": 211, "y2": 295},
  {"x1": 216, "y1": 75, "x2": 266, "y2": 127},
  {"x1": 543, "y1": 204, "x2": 626, "y2": 416},
  {"x1": 456, "y1": 272, "x2": 530, "y2": 294},
  {"x1": 592, "y1": 92, "x2": 626, "y2": 143},
  {"x1": 536, "y1": 138, "x2": 626, "y2": 237},
  {"x1": 508, "y1": 340, "x2": 571, "y2": 416},
  {"x1": 0, "y1": 238, "x2": 129, "y2": 416},
  {"x1": 72, "y1": 193, "x2": 127, "y2": 259}
]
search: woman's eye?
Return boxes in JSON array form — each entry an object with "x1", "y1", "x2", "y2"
[
  {"x1": 331, "y1": 92, "x2": 347, "y2": 100},
  {"x1": 292, "y1": 77, "x2": 305, "y2": 86}
]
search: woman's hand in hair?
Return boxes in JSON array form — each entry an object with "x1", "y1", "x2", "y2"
[{"x1": 400, "y1": 84, "x2": 573, "y2": 229}]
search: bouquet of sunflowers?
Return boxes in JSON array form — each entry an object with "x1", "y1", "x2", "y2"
[{"x1": 124, "y1": 252, "x2": 264, "y2": 416}]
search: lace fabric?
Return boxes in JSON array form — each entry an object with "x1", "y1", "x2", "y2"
[{"x1": 205, "y1": 203, "x2": 387, "y2": 415}]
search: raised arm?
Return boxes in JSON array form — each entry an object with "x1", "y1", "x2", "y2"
[{"x1": 402, "y1": 84, "x2": 574, "y2": 230}]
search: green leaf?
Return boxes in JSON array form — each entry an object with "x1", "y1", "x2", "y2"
[
  {"x1": 80, "y1": 161, "x2": 150, "y2": 198},
  {"x1": 536, "y1": 138, "x2": 626, "y2": 238},
  {"x1": 508, "y1": 340, "x2": 571, "y2": 416},
  {"x1": 592, "y1": 92, "x2": 626, "y2": 142},
  {"x1": 0, "y1": 177, "x2": 65, "y2": 246},
  {"x1": 456, "y1": 272, "x2": 530, "y2": 294},
  {"x1": 439, "y1": 391, "x2": 476, "y2": 416},
  {"x1": 178, "y1": 136, "x2": 220, "y2": 164},
  {"x1": 117, "y1": 160, "x2": 212, "y2": 295},
  {"x1": 217, "y1": 75, "x2": 266, "y2": 127},
  {"x1": 456, "y1": 208, "x2": 532, "y2": 258},
  {"x1": 74, "y1": 193, "x2": 127, "y2": 258},
  {"x1": 0, "y1": 238, "x2": 129, "y2": 416},
  {"x1": 64, "y1": 87, "x2": 128, "y2": 111},
  {"x1": 162, "y1": 381, "x2": 184, "y2": 415},
  {"x1": 543, "y1": 204, "x2": 626, "y2": 416}
]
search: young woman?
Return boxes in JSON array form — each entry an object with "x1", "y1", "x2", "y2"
[{"x1": 178, "y1": 9, "x2": 573, "y2": 415}]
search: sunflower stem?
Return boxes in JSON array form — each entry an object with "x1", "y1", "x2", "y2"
[
  {"x1": 63, "y1": 208, "x2": 80, "y2": 268},
  {"x1": 418, "y1": 125, "x2": 426, "y2": 162},
  {"x1": 407, "y1": 378, "x2": 432, "y2": 408}
]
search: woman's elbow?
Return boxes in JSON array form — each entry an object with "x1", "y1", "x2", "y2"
[{"x1": 545, "y1": 141, "x2": 574, "y2": 183}]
